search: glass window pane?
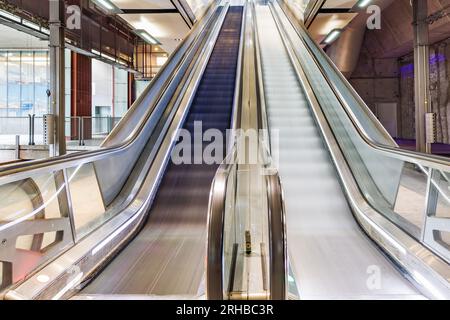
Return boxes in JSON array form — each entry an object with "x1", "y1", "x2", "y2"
[
  {"x1": 21, "y1": 51, "x2": 34, "y2": 116},
  {"x1": 34, "y1": 51, "x2": 49, "y2": 116},
  {"x1": 92, "y1": 59, "x2": 113, "y2": 116},
  {"x1": 0, "y1": 52, "x2": 7, "y2": 117},
  {"x1": 114, "y1": 67, "x2": 128, "y2": 117},
  {"x1": 7, "y1": 51, "x2": 20, "y2": 117}
]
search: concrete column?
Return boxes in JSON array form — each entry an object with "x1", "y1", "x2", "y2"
[
  {"x1": 49, "y1": 0, "x2": 66, "y2": 156},
  {"x1": 413, "y1": 0, "x2": 431, "y2": 154}
]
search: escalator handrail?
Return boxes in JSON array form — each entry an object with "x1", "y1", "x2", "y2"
[
  {"x1": 206, "y1": 146, "x2": 238, "y2": 300},
  {"x1": 251, "y1": 1, "x2": 288, "y2": 300},
  {"x1": 265, "y1": 172, "x2": 288, "y2": 300},
  {"x1": 207, "y1": 2, "x2": 288, "y2": 300},
  {"x1": 252, "y1": 0, "x2": 270, "y2": 144},
  {"x1": 274, "y1": 0, "x2": 450, "y2": 172},
  {"x1": 206, "y1": 3, "x2": 247, "y2": 300},
  {"x1": 0, "y1": 2, "x2": 222, "y2": 182}
]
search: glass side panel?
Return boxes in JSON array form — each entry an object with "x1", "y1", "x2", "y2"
[
  {"x1": 273, "y1": 5, "x2": 431, "y2": 240},
  {"x1": 393, "y1": 164, "x2": 428, "y2": 234},
  {"x1": 67, "y1": 162, "x2": 106, "y2": 240},
  {"x1": 222, "y1": 160, "x2": 271, "y2": 299},
  {"x1": 0, "y1": 171, "x2": 73, "y2": 290},
  {"x1": 434, "y1": 170, "x2": 450, "y2": 220}
]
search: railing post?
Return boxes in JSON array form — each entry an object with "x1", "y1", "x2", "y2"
[
  {"x1": 55, "y1": 169, "x2": 76, "y2": 243},
  {"x1": 31, "y1": 115, "x2": 36, "y2": 146},
  {"x1": 28, "y1": 114, "x2": 32, "y2": 145},
  {"x1": 423, "y1": 169, "x2": 439, "y2": 241},
  {"x1": 15, "y1": 135, "x2": 20, "y2": 160},
  {"x1": 78, "y1": 116, "x2": 82, "y2": 146},
  {"x1": 108, "y1": 116, "x2": 113, "y2": 134},
  {"x1": 81, "y1": 117, "x2": 85, "y2": 146}
]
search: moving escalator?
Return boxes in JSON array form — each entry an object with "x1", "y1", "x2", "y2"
[
  {"x1": 0, "y1": 0, "x2": 448, "y2": 301},
  {"x1": 0, "y1": 3, "x2": 245, "y2": 300},
  {"x1": 255, "y1": 4, "x2": 419, "y2": 299},
  {"x1": 81, "y1": 6, "x2": 244, "y2": 297},
  {"x1": 253, "y1": 0, "x2": 450, "y2": 299}
]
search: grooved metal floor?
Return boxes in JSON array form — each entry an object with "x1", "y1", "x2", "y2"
[
  {"x1": 82, "y1": 7, "x2": 243, "y2": 296},
  {"x1": 256, "y1": 5, "x2": 421, "y2": 300}
]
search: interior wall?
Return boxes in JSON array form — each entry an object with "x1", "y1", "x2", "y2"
[
  {"x1": 399, "y1": 40, "x2": 450, "y2": 144},
  {"x1": 349, "y1": 45, "x2": 400, "y2": 137},
  {"x1": 92, "y1": 59, "x2": 113, "y2": 116},
  {"x1": 346, "y1": 0, "x2": 450, "y2": 144},
  {"x1": 71, "y1": 52, "x2": 92, "y2": 140},
  {"x1": 351, "y1": 35, "x2": 450, "y2": 144}
]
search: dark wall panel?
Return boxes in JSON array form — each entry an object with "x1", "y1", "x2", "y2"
[{"x1": 71, "y1": 51, "x2": 92, "y2": 140}]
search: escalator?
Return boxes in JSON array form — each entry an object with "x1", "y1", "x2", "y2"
[
  {"x1": 256, "y1": 5, "x2": 419, "y2": 299},
  {"x1": 0, "y1": 0, "x2": 448, "y2": 301},
  {"x1": 253, "y1": 0, "x2": 450, "y2": 300},
  {"x1": 80, "y1": 7, "x2": 243, "y2": 297},
  {"x1": 0, "y1": 3, "x2": 245, "y2": 300}
]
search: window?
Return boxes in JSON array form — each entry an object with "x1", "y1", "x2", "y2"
[
  {"x1": 114, "y1": 67, "x2": 128, "y2": 117},
  {"x1": 21, "y1": 52, "x2": 34, "y2": 116},
  {"x1": 7, "y1": 52, "x2": 20, "y2": 116},
  {"x1": 0, "y1": 50, "x2": 50, "y2": 117},
  {"x1": 34, "y1": 51, "x2": 49, "y2": 116},
  {"x1": 0, "y1": 53, "x2": 7, "y2": 117}
]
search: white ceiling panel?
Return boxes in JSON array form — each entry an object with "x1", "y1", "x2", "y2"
[
  {"x1": 111, "y1": 0, "x2": 213, "y2": 53},
  {"x1": 120, "y1": 12, "x2": 189, "y2": 53}
]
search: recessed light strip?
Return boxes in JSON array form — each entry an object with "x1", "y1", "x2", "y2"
[
  {"x1": 357, "y1": 0, "x2": 372, "y2": 8},
  {"x1": 134, "y1": 29, "x2": 160, "y2": 45},
  {"x1": 91, "y1": 0, "x2": 123, "y2": 14},
  {"x1": 321, "y1": 29, "x2": 342, "y2": 45}
]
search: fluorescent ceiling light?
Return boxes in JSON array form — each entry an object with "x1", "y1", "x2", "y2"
[
  {"x1": 0, "y1": 9, "x2": 21, "y2": 22},
  {"x1": 356, "y1": 0, "x2": 372, "y2": 8},
  {"x1": 321, "y1": 29, "x2": 342, "y2": 45},
  {"x1": 351, "y1": 0, "x2": 373, "y2": 11},
  {"x1": 134, "y1": 29, "x2": 160, "y2": 45},
  {"x1": 91, "y1": 0, "x2": 122, "y2": 14},
  {"x1": 102, "y1": 53, "x2": 116, "y2": 62},
  {"x1": 23, "y1": 20, "x2": 41, "y2": 31}
]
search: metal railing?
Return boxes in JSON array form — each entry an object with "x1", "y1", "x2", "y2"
[
  {"x1": 0, "y1": 116, "x2": 122, "y2": 147},
  {"x1": 0, "y1": 116, "x2": 43, "y2": 146}
]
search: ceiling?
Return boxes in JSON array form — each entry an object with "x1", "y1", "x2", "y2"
[
  {"x1": 363, "y1": 0, "x2": 450, "y2": 58},
  {"x1": 307, "y1": 0, "x2": 360, "y2": 45},
  {"x1": 111, "y1": 0, "x2": 212, "y2": 53}
]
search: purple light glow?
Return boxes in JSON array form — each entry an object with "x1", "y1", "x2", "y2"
[{"x1": 400, "y1": 54, "x2": 446, "y2": 77}]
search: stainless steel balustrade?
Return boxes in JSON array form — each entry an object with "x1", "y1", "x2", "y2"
[
  {"x1": 0, "y1": 1, "x2": 230, "y2": 299},
  {"x1": 264, "y1": 0, "x2": 449, "y2": 299},
  {"x1": 273, "y1": 0, "x2": 450, "y2": 263},
  {"x1": 206, "y1": 145, "x2": 287, "y2": 300},
  {"x1": 206, "y1": 2, "x2": 287, "y2": 300}
]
